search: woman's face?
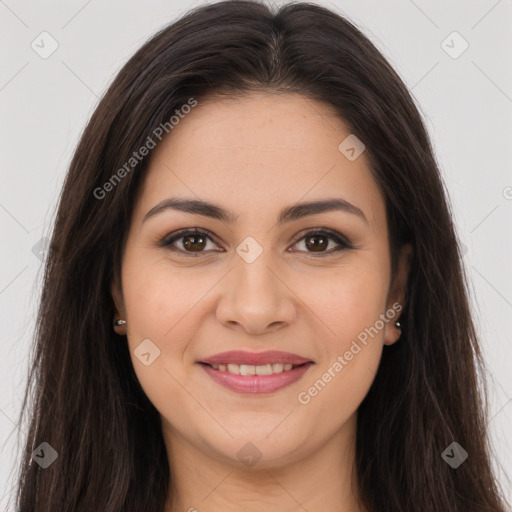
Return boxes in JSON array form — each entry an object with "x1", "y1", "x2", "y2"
[{"x1": 112, "y1": 92, "x2": 409, "y2": 469}]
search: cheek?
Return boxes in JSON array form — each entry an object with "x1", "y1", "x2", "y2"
[
  {"x1": 303, "y1": 260, "x2": 389, "y2": 347},
  {"x1": 120, "y1": 258, "x2": 203, "y2": 420},
  {"x1": 296, "y1": 275, "x2": 387, "y2": 431},
  {"x1": 294, "y1": 259, "x2": 389, "y2": 413},
  {"x1": 122, "y1": 256, "x2": 207, "y2": 342}
]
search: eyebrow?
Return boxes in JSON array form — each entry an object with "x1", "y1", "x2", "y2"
[{"x1": 143, "y1": 197, "x2": 368, "y2": 225}]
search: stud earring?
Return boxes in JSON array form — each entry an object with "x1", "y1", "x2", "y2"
[
  {"x1": 114, "y1": 319, "x2": 126, "y2": 327},
  {"x1": 394, "y1": 320, "x2": 401, "y2": 330}
]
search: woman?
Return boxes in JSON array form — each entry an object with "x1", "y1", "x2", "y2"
[{"x1": 13, "y1": 1, "x2": 508, "y2": 511}]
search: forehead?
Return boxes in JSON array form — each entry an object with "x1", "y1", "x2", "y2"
[{"x1": 136, "y1": 92, "x2": 385, "y2": 229}]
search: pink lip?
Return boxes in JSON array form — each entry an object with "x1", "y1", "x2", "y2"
[
  {"x1": 200, "y1": 362, "x2": 314, "y2": 394},
  {"x1": 199, "y1": 350, "x2": 313, "y2": 366}
]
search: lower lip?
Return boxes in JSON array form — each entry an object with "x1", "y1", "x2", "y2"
[{"x1": 199, "y1": 362, "x2": 314, "y2": 394}]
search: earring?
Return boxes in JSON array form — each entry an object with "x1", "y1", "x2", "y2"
[
  {"x1": 114, "y1": 319, "x2": 126, "y2": 327},
  {"x1": 394, "y1": 320, "x2": 401, "y2": 330}
]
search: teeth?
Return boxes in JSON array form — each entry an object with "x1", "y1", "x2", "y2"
[
  {"x1": 209, "y1": 362, "x2": 297, "y2": 375},
  {"x1": 227, "y1": 364, "x2": 240, "y2": 374},
  {"x1": 240, "y1": 364, "x2": 256, "y2": 375},
  {"x1": 256, "y1": 364, "x2": 272, "y2": 375}
]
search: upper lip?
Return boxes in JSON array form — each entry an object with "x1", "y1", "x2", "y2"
[{"x1": 199, "y1": 350, "x2": 313, "y2": 366}]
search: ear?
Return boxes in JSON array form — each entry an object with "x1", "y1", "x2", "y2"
[
  {"x1": 110, "y1": 273, "x2": 127, "y2": 335},
  {"x1": 384, "y1": 243, "x2": 413, "y2": 346}
]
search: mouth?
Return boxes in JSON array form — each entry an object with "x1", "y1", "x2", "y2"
[
  {"x1": 197, "y1": 353, "x2": 315, "y2": 394},
  {"x1": 198, "y1": 361, "x2": 308, "y2": 375},
  {"x1": 198, "y1": 349, "x2": 313, "y2": 367}
]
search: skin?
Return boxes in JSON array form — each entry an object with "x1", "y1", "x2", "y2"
[{"x1": 111, "y1": 92, "x2": 412, "y2": 512}]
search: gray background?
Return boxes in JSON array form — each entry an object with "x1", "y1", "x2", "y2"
[{"x1": 1, "y1": 0, "x2": 511, "y2": 509}]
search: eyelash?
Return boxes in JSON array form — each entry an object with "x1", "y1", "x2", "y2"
[{"x1": 159, "y1": 227, "x2": 353, "y2": 257}]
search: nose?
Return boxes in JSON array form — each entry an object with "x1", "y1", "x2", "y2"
[{"x1": 215, "y1": 251, "x2": 297, "y2": 335}]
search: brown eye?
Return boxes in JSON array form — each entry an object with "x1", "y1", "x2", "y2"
[
  {"x1": 161, "y1": 229, "x2": 219, "y2": 257},
  {"x1": 161, "y1": 228, "x2": 351, "y2": 258},
  {"x1": 292, "y1": 229, "x2": 351, "y2": 255},
  {"x1": 182, "y1": 233, "x2": 207, "y2": 252},
  {"x1": 304, "y1": 233, "x2": 329, "y2": 252}
]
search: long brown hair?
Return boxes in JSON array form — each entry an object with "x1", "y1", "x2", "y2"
[{"x1": 12, "y1": 1, "x2": 508, "y2": 510}]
